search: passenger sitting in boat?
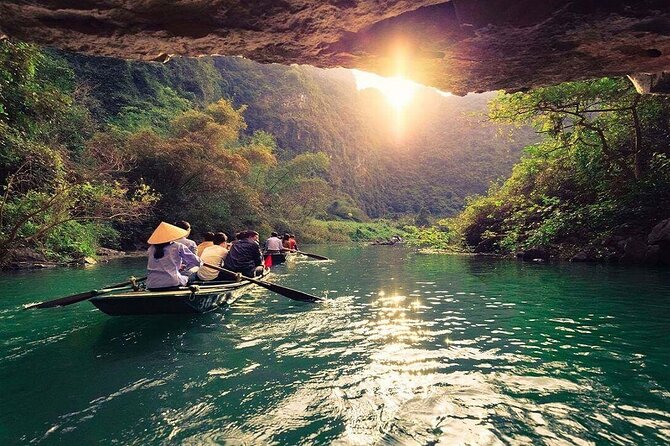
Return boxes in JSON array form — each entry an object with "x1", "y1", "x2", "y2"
[
  {"x1": 174, "y1": 220, "x2": 198, "y2": 255},
  {"x1": 197, "y1": 232, "x2": 229, "y2": 281},
  {"x1": 288, "y1": 234, "x2": 298, "y2": 251},
  {"x1": 146, "y1": 222, "x2": 202, "y2": 291},
  {"x1": 264, "y1": 232, "x2": 283, "y2": 254},
  {"x1": 282, "y1": 233, "x2": 291, "y2": 250},
  {"x1": 224, "y1": 230, "x2": 263, "y2": 277},
  {"x1": 196, "y1": 232, "x2": 214, "y2": 256}
]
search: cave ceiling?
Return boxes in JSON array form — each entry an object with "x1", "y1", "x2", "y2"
[{"x1": 2, "y1": 1, "x2": 670, "y2": 95}]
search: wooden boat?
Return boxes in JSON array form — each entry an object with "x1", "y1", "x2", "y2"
[
  {"x1": 90, "y1": 270, "x2": 269, "y2": 316},
  {"x1": 270, "y1": 253, "x2": 286, "y2": 264},
  {"x1": 263, "y1": 251, "x2": 295, "y2": 266}
]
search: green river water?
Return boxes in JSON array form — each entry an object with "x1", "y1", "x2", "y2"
[{"x1": 1, "y1": 246, "x2": 669, "y2": 445}]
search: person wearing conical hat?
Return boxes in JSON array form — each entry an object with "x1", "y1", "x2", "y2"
[{"x1": 146, "y1": 222, "x2": 202, "y2": 291}]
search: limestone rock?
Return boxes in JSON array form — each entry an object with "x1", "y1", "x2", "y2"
[
  {"x1": 96, "y1": 247, "x2": 126, "y2": 257},
  {"x1": 2, "y1": 1, "x2": 670, "y2": 94},
  {"x1": 629, "y1": 72, "x2": 670, "y2": 95},
  {"x1": 644, "y1": 244, "x2": 660, "y2": 264},
  {"x1": 621, "y1": 237, "x2": 648, "y2": 263},
  {"x1": 648, "y1": 218, "x2": 670, "y2": 245},
  {"x1": 473, "y1": 238, "x2": 495, "y2": 253},
  {"x1": 520, "y1": 247, "x2": 549, "y2": 262},
  {"x1": 9, "y1": 247, "x2": 47, "y2": 263},
  {"x1": 570, "y1": 250, "x2": 593, "y2": 263}
]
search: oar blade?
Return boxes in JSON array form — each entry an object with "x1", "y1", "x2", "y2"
[
  {"x1": 25, "y1": 291, "x2": 97, "y2": 309},
  {"x1": 253, "y1": 280, "x2": 323, "y2": 303},
  {"x1": 24, "y1": 276, "x2": 145, "y2": 310},
  {"x1": 283, "y1": 249, "x2": 329, "y2": 261},
  {"x1": 203, "y1": 263, "x2": 323, "y2": 303},
  {"x1": 298, "y1": 251, "x2": 329, "y2": 261}
]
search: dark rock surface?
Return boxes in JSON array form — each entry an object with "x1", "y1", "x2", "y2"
[
  {"x1": 2, "y1": 1, "x2": 670, "y2": 94},
  {"x1": 4, "y1": 248, "x2": 60, "y2": 269},
  {"x1": 519, "y1": 247, "x2": 549, "y2": 262},
  {"x1": 570, "y1": 250, "x2": 594, "y2": 263},
  {"x1": 648, "y1": 218, "x2": 670, "y2": 245},
  {"x1": 621, "y1": 237, "x2": 649, "y2": 263},
  {"x1": 473, "y1": 238, "x2": 495, "y2": 253},
  {"x1": 96, "y1": 247, "x2": 126, "y2": 257},
  {"x1": 646, "y1": 218, "x2": 670, "y2": 265}
]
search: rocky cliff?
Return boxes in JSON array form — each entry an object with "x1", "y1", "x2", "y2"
[{"x1": 2, "y1": 1, "x2": 670, "y2": 95}]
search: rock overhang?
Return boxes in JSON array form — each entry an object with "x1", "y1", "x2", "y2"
[{"x1": 2, "y1": 0, "x2": 670, "y2": 95}]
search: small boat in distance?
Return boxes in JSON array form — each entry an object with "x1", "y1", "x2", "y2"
[
  {"x1": 90, "y1": 270, "x2": 269, "y2": 316},
  {"x1": 264, "y1": 251, "x2": 294, "y2": 266}
]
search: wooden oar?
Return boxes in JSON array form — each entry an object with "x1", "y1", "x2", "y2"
[
  {"x1": 282, "y1": 249, "x2": 329, "y2": 261},
  {"x1": 25, "y1": 276, "x2": 146, "y2": 309},
  {"x1": 203, "y1": 263, "x2": 323, "y2": 303}
]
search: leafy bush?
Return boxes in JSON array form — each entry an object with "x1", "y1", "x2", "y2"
[
  {"x1": 43, "y1": 221, "x2": 105, "y2": 260},
  {"x1": 442, "y1": 77, "x2": 670, "y2": 258}
]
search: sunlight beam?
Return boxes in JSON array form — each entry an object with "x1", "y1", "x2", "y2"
[{"x1": 352, "y1": 69, "x2": 451, "y2": 111}]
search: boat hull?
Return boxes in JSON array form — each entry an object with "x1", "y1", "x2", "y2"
[
  {"x1": 90, "y1": 276, "x2": 262, "y2": 316},
  {"x1": 267, "y1": 253, "x2": 287, "y2": 265}
]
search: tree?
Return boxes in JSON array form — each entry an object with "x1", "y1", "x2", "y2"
[
  {"x1": 488, "y1": 77, "x2": 670, "y2": 180},
  {"x1": 447, "y1": 77, "x2": 670, "y2": 257},
  {"x1": 0, "y1": 40, "x2": 156, "y2": 261}
]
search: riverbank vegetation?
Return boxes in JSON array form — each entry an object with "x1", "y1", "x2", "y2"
[
  {"x1": 1, "y1": 39, "x2": 533, "y2": 265},
  {"x1": 414, "y1": 78, "x2": 670, "y2": 263},
  {"x1": 0, "y1": 41, "x2": 336, "y2": 265}
]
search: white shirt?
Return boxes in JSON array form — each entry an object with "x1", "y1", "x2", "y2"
[
  {"x1": 197, "y1": 245, "x2": 229, "y2": 281},
  {"x1": 175, "y1": 237, "x2": 198, "y2": 255},
  {"x1": 266, "y1": 236, "x2": 283, "y2": 251}
]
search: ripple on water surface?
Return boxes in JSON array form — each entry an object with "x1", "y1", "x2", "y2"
[{"x1": 0, "y1": 249, "x2": 669, "y2": 445}]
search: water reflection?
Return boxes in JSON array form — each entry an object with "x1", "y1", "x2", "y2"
[{"x1": 0, "y1": 249, "x2": 669, "y2": 444}]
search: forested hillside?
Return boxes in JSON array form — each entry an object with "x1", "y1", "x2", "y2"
[
  {"x1": 1, "y1": 40, "x2": 534, "y2": 264},
  {"x1": 57, "y1": 51, "x2": 534, "y2": 217},
  {"x1": 413, "y1": 78, "x2": 670, "y2": 265},
  {"x1": 0, "y1": 42, "x2": 332, "y2": 264}
]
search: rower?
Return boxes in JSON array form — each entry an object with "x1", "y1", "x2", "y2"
[
  {"x1": 197, "y1": 232, "x2": 229, "y2": 281},
  {"x1": 223, "y1": 230, "x2": 264, "y2": 278},
  {"x1": 288, "y1": 234, "x2": 298, "y2": 251},
  {"x1": 146, "y1": 222, "x2": 202, "y2": 291}
]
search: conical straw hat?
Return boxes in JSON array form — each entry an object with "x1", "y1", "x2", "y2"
[{"x1": 147, "y1": 222, "x2": 189, "y2": 244}]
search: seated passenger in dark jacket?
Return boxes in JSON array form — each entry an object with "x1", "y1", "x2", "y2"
[{"x1": 223, "y1": 230, "x2": 263, "y2": 277}]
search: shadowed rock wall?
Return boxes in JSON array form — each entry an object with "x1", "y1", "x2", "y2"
[{"x1": 2, "y1": 0, "x2": 670, "y2": 94}]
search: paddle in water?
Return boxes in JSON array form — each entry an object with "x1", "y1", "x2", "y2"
[
  {"x1": 25, "y1": 276, "x2": 146, "y2": 309},
  {"x1": 203, "y1": 263, "x2": 323, "y2": 303},
  {"x1": 282, "y1": 249, "x2": 329, "y2": 261}
]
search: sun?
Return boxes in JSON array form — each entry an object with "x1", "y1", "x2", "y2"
[
  {"x1": 352, "y1": 69, "x2": 450, "y2": 111},
  {"x1": 352, "y1": 70, "x2": 418, "y2": 111}
]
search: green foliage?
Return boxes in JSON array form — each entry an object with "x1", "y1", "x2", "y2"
[
  {"x1": 0, "y1": 41, "x2": 156, "y2": 262},
  {"x1": 444, "y1": 77, "x2": 670, "y2": 258},
  {"x1": 404, "y1": 219, "x2": 457, "y2": 251},
  {"x1": 60, "y1": 52, "x2": 533, "y2": 219},
  {"x1": 44, "y1": 221, "x2": 106, "y2": 260},
  {"x1": 1, "y1": 40, "x2": 540, "y2": 261},
  {"x1": 326, "y1": 196, "x2": 369, "y2": 222},
  {"x1": 119, "y1": 98, "x2": 337, "y2": 237},
  {"x1": 299, "y1": 219, "x2": 407, "y2": 244},
  {"x1": 110, "y1": 86, "x2": 192, "y2": 133}
]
